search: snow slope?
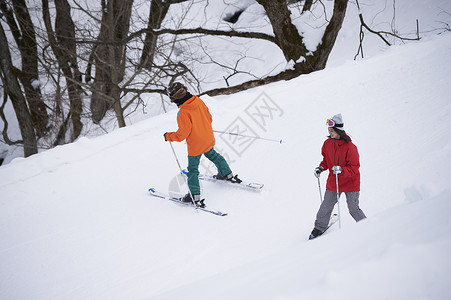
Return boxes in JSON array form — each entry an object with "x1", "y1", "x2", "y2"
[{"x1": 1, "y1": 27, "x2": 451, "y2": 299}]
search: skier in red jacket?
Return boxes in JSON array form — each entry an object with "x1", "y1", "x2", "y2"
[{"x1": 309, "y1": 113, "x2": 366, "y2": 239}]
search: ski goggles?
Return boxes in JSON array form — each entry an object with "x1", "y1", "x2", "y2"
[
  {"x1": 326, "y1": 119, "x2": 343, "y2": 128},
  {"x1": 326, "y1": 119, "x2": 336, "y2": 127}
]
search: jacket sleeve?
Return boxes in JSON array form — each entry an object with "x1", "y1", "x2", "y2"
[
  {"x1": 341, "y1": 143, "x2": 360, "y2": 177},
  {"x1": 319, "y1": 142, "x2": 329, "y2": 170},
  {"x1": 166, "y1": 110, "x2": 192, "y2": 142}
]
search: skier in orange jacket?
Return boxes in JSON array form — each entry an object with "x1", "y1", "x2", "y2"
[{"x1": 164, "y1": 82, "x2": 239, "y2": 207}]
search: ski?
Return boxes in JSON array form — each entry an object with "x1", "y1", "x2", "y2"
[
  {"x1": 148, "y1": 188, "x2": 228, "y2": 216},
  {"x1": 181, "y1": 170, "x2": 264, "y2": 191}
]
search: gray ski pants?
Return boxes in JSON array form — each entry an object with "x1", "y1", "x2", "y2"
[{"x1": 314, "y1": 189, "x2": 367, "y2": 231}]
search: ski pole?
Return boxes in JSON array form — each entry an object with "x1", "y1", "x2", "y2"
[
  {"x1": 213, "y1": 130, "x2": 285, "y2": 144},
  {"x1": 335, "y1": 173, "x2": 342, "y2": 229},
  {"x1": 168, "y1": 142, "x2": 198, "y2": 209},
  {"x1": 317, "y1": 177, "x2": 323, "y2": 204},
  {"x1": 169, "y1": 141, "x2": 183, "y2": 172}
]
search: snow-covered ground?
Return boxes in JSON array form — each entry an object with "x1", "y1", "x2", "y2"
[{"x1": 1, "y1": 1, "x2": 451, "y2": 299}]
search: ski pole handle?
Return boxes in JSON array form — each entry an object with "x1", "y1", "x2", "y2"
[{"x1": 213, "y1": 130, "x2": 284, "y2": 144}]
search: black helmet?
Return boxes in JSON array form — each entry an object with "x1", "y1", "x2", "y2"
[{"x1": 167, "y1": 82, "x2": 187, "y2": 101}]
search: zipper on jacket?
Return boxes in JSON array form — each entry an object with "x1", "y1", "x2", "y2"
[{"x1": 334, "y1": 139, "x2": 339, "y2": 166}]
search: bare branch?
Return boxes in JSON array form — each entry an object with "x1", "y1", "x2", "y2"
[
  {"x1": 200, "y1": 61, "x2": 314, "y2": 97},
  {"x1": 127, "y1": 27, "x2": 276, "y2": 44},
  {"x1": 354, "y1": 0, "x2": 420, "y2": 60}
]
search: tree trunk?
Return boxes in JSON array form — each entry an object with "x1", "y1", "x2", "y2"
[
  {"x1": 54, "y1": 0, "x2": 83, "y2": 140},
  {"x1": 307, "y1": 0, "x2": 349, "y2": 70},
  {"x1": 42, "y1": 0, "x2": 83, "y2": 141},
  {"x1": 0, "y1": 23, "x2": 37, "y2": 157},
  {"x1": 90, "y1": 0, "x2": 133, "y2": 126},
  {"x1": 203, "y1": 0, "x2": 349, "y2": 96},
  {"x1": 302, "y1": 0, "x2": 313, "y2": 13},
  {"x1": 140, "y1": 0, "x2": 171, "y2": 69},
  {"x1": 256, "y1": 0, "x2": 308, "y2": 62},
  {"x1": 1, "y1": 0, "x2": 49, "y2": 138}
]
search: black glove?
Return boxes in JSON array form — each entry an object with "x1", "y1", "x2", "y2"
[
  {"x1": 164, "y1": 132, "x2": 168, "y2": 141},
  {"x1": 314, "y1": 166, "x2": 324, "y2": 178}
]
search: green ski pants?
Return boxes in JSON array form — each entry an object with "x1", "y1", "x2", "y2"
[{"x1": 187, "y1": 147, "x2": 232, "y2": 195}]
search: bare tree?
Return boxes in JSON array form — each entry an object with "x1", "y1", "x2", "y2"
[
  {"x1": 0, "y1": 0, "x2": 351, "y2": 159},
  {"x1": 0, "y1": 0, "x2": 49, "y2": 138},
  {"x1": 89, "y1": 0, "x2": 134, "y2": 126},
  {"x1": 0, "y1": 22, "x2": 37, "y2": 156},
  {"x1": 354, "y1": 0, "x2": 420, "y2": 60},
  {"x1": 42, "y1": 0, "x2": 83, "y2": 142},
  {"x1": 144, "y1": 0, "x2": 349, "y2": 95},
  {"x1": 140, "y1": 0, "x2": 189, "y2": 69},
  {"x1": 256, "y1": 0, "x2": 309, "y2": 62}
]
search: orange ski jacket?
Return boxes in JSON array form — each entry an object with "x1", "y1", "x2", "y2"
[{"x1": 165, "y1": 95, "x2": 215, "y2": 156}]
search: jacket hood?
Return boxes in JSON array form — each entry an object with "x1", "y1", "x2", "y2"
[
  {"x1": 329, "y1": 137, "x2": 346, "y2": 144},
  {"x1": 179, "y1": 95, "x2": 200, "y2": 110},
  {"x1": 174, "y1": 92, "x2": 193, "y2": 106}
]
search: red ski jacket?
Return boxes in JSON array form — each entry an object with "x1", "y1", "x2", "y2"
[{"x1": 319, "y1": 138, "x2": 360, "y2": 192}]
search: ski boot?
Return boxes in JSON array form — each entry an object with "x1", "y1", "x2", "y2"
[
  {"x1": 309, "y1": 228, "x2": 324, "y2": 240},
  {"x1": 214, "y1": 172, "x2": 242, "y2": 184},
  {"x1": 180, "y1": 193, "x2": 206, "y2": 208}
]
